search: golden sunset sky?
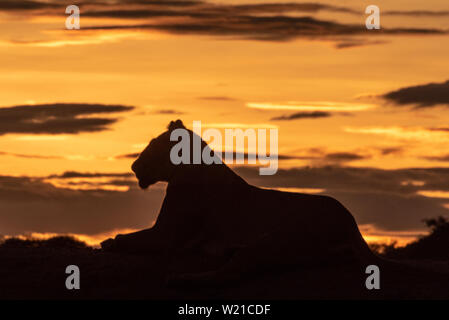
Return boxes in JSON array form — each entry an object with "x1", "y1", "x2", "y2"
[{"x1": 0, "y1": 0, "x2": 449, "y2": 246}]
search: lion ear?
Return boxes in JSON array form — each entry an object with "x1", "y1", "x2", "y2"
[{"x1": 167, "y1": 119, "x2": 185, "y2": 131}]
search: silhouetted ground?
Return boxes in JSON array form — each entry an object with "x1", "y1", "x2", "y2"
[{"x1": 0, "y1": 229, "x2": 449, "y2": 300}]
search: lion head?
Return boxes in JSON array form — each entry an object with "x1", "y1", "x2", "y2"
[{"x1": 131, "y1": 119, "x2": 186, "y2": 189}]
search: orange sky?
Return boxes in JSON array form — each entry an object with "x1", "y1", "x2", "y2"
[{"x1": 1, "y1": 0, "x2": 449, "y2": 246}]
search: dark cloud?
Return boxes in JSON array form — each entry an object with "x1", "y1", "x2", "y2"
[
  {"x1": 197, "y1": 96, "x2": 236, "y2": 101},
  {"x1": 383, "y1": 80, "x2": 449, "y2": 107},
  {"x1": 0, "y1": 103, "x2": 134, "y2": 135},
  {"x1": 0, "y1": 0, "x2": 58, "y2": 10},
  {"x1": 0, "y1": 0, "x2": 350, "y2": 15},
  {"x1": 82, "y1": 8, "x2": 201, "y2": 19},
  {"x1": 0, "y1": 173, "x2": 165, "y2": 236},
  {"x1": 323, "y1": 152, "x2": 367, "y2": 162},
  {"x1": 334, "y1": 41, "x2": 365, "y2": 49},
  {"x1": 378, "y1": 147, "x2": 404, "y2": 156},
  {"x1": 289, "y1": 148, "x2": 370, "y2": 164},
  {"x1": 0, "y1": 0, "x2": 202, "y2": 12},
  {"x1": 231, "y1": 3, "x2": 356, "y2": 15},
  {"x1": 80, "y1": 2, "x2": 356, "y2": 20},
  {"x1": 47, "y1": 171, "x2": 133, "y2": 179},
  {"x1": 235, "y1": 166, "x2": 449, "y2": 231},
  {"x1": 208, "y1": 149, "x2": 369, "y2": 165},
  {"x1": 222, "y1": 151, "x2": 299, "y2": 161},
  {"x1": 82, "y1": 16, "x2": 445, "y2": 42},
  {"x1": 334, "y1": 39, "x2": 388, "y2": 49},
  {"x1": 115, "y1": 152, "x2": 140, "y2": 159},
  {"x1": 384, "y1": 10, "x2": 449, "y2": 17},
  {"x1": 2, "y1": 1, "x2": 446, "y2": 46},
  {"x1": 0, "y1": 151, "x2": 63, "y2": 159},
  {"x1": 428, "y1": 127, "x2": 449, "y2": 132},
  {"x1": 228, "y1": 150, "x2": 368, "y2": 163},
  {"x1": 153, "y1": 109, "x2": 183, "y2": 115},
  {"x1": 271, "y1": 111, "x2": 331, "y2": 120},
  {"x1": 423, "y1": 155, "x2": 449, "y2": 162},
  {"x1": 76, "y1": 2, "x2": 449, "y2": 21},
  {"x1": 121, "y1": 0, "x2": 203, "y2": 6}
]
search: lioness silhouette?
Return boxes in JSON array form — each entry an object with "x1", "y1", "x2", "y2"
[{"x1": 101, "y1": 120, "x2": 378, "y2": 285}]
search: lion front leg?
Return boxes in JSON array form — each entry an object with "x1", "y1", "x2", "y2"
[{"x1": 101, "y1": 227, "x2": 170, "y2": 254}]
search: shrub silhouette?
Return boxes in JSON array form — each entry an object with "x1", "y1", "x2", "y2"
[
  {"x1": 423, "y1": 216, "x2": 449, "y2": 234},
  {"x1": 369, "y1": 241, "x2": 398, "y2": 256},
  {"x1": 376, "y1": 216, "x2": 449, "y2": 260},
  {"x1": 0, "y1": 236, "x2": 89, "y2": 250}
]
